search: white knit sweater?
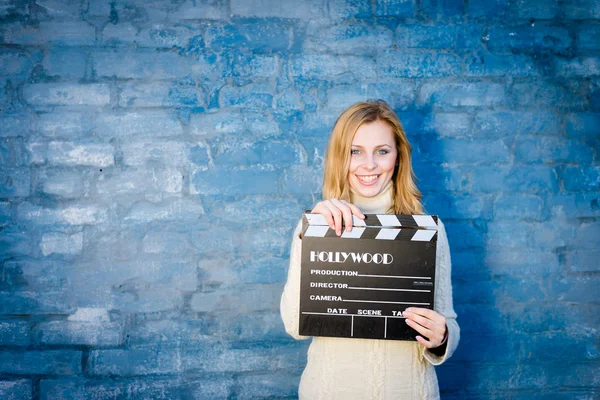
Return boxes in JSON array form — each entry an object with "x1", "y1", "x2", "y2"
[{"x1": 280, "y1": 186, "x2": 460, "y2": 399}]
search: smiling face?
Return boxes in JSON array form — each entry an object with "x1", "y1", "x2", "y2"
[{"x1": 347, "y1": 119, "x2": 398, "y2": 198}]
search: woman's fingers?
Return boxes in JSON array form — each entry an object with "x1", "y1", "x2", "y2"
[
  {"x1": 330, "y1": 199, "x2": 354, "y2": 233},
  {"x1": 311, "y1": 200, "x2": 364, "y2": 236},
  {"x1": 404, "y1": 307, "x2": 447, "y2": 348}
]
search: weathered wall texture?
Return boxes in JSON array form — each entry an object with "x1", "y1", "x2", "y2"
[{"x1": 0, "y1": 0, "x2": 598, "y2": 398}]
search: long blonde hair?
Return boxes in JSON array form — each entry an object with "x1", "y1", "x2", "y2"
[{"x1": 322, "y1": 100, "x2": 422, "y2": 214}]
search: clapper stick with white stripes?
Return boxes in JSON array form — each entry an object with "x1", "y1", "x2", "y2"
[{"x1": 302, "y1": 213, "x2": 439, "y2": 242}]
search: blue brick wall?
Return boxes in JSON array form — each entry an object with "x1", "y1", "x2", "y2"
[{"x1": 0, "y1": 0, "x2": 598, "y2": 398}]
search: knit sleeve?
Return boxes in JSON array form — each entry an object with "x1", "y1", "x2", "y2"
[
  {"x1": 280, "y1": 220, "x2": 310, "y2": 341},
  {"x1": 422, "y1": 219, "x2": 460, "y2": 365}
]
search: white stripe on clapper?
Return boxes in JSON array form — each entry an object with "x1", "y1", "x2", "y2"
[
  {"x1": 304, "y1": 225, "x2": 329, "y2": 237},
  {"x1": 341, "y1": 227, "x2": 365, "y2": 239},
  {"x1": 375, "y1": 228, "x2": 400, "y2": 240},
  {"x1": 413, "y1": 215, "x2": 438, "y2": 229},
  {"x1": 377, "y1": 214, "x2": 401, "y2": 227},
  {"x1": 411, "y1": 229, "x2": 436, "y2": 242}
]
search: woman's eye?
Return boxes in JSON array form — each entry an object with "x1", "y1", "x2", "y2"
[
  {"x1": 377, "y1": 149, "x2": 389, "y2": 155},
  {"x1": 351, "y1": 149, "x2": 360, "y2": 155}
]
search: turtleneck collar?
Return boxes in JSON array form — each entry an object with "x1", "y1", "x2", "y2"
[{"x1": 349, "y1": 181, "x2": 394, "y2": 214}]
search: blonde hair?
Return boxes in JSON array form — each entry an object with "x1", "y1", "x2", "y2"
[{"x1": 322, "y1": 100, "x2": 423, "y2": 214}]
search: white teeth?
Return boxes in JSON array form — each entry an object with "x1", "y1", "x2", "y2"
[{"x1": 358, "y1": 175, "x2": 378, "y2": 183}]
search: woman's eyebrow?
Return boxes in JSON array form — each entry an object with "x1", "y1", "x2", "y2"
[{"x1": 351, "y1": 143, "x2": 393, "y2": 148}]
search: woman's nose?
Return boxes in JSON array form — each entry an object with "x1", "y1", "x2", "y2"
[{"x1": 363, "y1": 154, "x2": 377, "y2": 170}]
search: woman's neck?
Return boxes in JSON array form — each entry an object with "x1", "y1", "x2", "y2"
[{"x1": 349, "y1": 181, "x2": 394, "y2": 214}]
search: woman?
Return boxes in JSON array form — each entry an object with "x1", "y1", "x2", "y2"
[{"x1": 280, "y1": 100, "x2": 459, "y2": 399}]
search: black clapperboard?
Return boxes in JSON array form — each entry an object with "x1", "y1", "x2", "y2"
[{"x1": 299, "y1": 213, "x2": 438, "y2": 341}]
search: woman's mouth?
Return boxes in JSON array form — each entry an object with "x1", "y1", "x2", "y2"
[{"x1": 356, "y1": 174, "x2": 380, "y2": 186}]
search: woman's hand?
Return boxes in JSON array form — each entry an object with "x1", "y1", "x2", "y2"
[
  {"x1": 403, "y1": 307, "x2": 447, "y2": 349},
  {"x1": 311, "y1": 199, "x2": 365, "y2": 236}
]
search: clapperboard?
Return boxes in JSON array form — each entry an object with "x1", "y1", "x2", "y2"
[{"x1": 299, "y1": 213, "x2": 438, "y2": 341}]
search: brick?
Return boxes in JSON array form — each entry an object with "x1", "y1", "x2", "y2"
[
  {"x1": 466, "y1": 52, "x2": 539, "y2": 77},
  {"x1": 0, "y1": 137, "x2": 28, "y2": 166},
  {"x1": 209, "y1": 196, "x2": 301, "y2": 226},
  {"x1": 23, "y1": 83, "x2": 110, "y2": 106},
  {"x1": 548, "y1": 193, "x2": 600, "y2": 218},
  {"x1": 36, "y1": 0, "x2": 82, "y2": 17},
  {"x1": 493, "y1": 194, "x2": 544, "y2": 220},
  {"x1": 93, "y1": 49, "x2": 195, "y2": 79},
  {"x1": 0, "y1": 113, "x2": 33, "y2": 138},
  {"x1": 566, "y1": 113, "x2": 600, "y2": 139},
  {"x1": 515, "y1": 136, "x2": 594, "y2": 164},
  {"x1": 40, "y1": 169, "x2": 85, "y2": 198},
  {"x1": 228, "y1": 54, "x2": 277, "y2": 78},
  {"x1": 305, "y1": 22, "x2": 393, "y2": 55},
  {"x1": 94, "y1": 111, "x2": 183, "y2": 138},
  {"x1": 560, "y1": 166, "x2": 600, "y2": 191},
  {"x1": 0, "y1": 168, "x2": 30, "y2": 197},
  {"x1": 219, "y1": 82, "x2": 274, "y2": 109},
  {"x1": 375, "y1": 0, "x2": 415, "y2": 17},
  {"x1": 483, "y1": 249, "x2": 561, "y2": 276},
  {"x1": 0, "y1": 350, "x2": 82, "y2": 375},
  {"x1": 236, "y1": 372, "x2": 300, "y2": 399},
  {"x1": 42, "y1": 48, "x2": 87, "y2": 79},
  {"x1": 326, "y1": 82, "x2": 415, "y2": 111},
  {"x1": 120, "y1": 140, "x2": 189, "y2": 167},
  {"x1": 487, "y1": 24, "x2": 571, "y2": 50},
  {"x1": 377, "y1": 51, "x2": 462, "y2": 78},
  {"x1": 513, "y1": 82, "x2": 588, "y2": 110},
  {"x1": 182, "y1": 343, "x2": 305, "y2": 373},
  {"x1": 282, "y1": 165, "x2": 323, "y2": 194},
  {"x1": 205, "y1": 21, "x2": 292, "y2": 53},
  {"x1": 563, "y1": 0, "x2": 600, "y2": 19},
  {"x1": 0, "y1": 48, "x2": 39, "y2": 78},
  {"x1": 414, "y1": 163, "x2": 471, "y2": 192},
  {"x1": 2, "y1": 21, "x2": 95, "y2": 46},
  {"x1": 475, "y1": 111, "x2": 561, "y2": 136},
  {"x1": 191, "y1": 228, "x2": 235, "y2": 254},
  {"x1": 508, "y1": 0, "x2": 559, "y2": 19},
  {"x1": 17, "y1": 203, "x2": 108, "y2": 225},
  {"x1": 35, "y1": 321, "x2": 121, "y2": 346},
  {"x1": 577, "y1": 22, "x2": 600, "y2": 50},
  {"x1": 0, "y1": 227, "x2": 33, "y2": 258},
  {"x1": 189, "y1": 111, "x2": 280, "y2": 138},
  {"x1": 237, "y1": 225, "x2": 290, "y2": 255},
  {"x1": 28, "y1": 141, "x2": 114, "y2": 167},
  {"x1": 328, "y1": 0, "x2": 371, "y2": 18},
  {"x1": 0, "y1": 201, "x2": 11, "y2": 226},
  {"x1": 396, "y1": 24, "x2": 482, "y2": 49},
  {"x1": 191, "y1": 168, "x2": 281, "y2": 195},
  {"x1": 35, "y1": 111, "x2": 93, "y2": 138},
  {"x1": 290, "y1": 55, "x2": 377, "y2": 80},
  {"x1": 102, "y1": 24, "x2": 197, "y2": 48},
  {"x1": 467, "y1": 0, "x2": 508, "y2": 18},
  {"x1": 97, "y1": 167, "x2": 183, "y2": 196},
  {"x1": 40, "y1": 231, "x2": 83, "y2": 256},
  {"x1": 88, "y1": 348, "x2": 183, "y2": 376},
  {"x1": 554, "y1": 56, "x2": 600, "y2": 78},
  {"x1": 40, "y1": 376, "x2": 233, "y2": 400},
  {"x1": 418, "y1": 82, "x2": 506, "y2": 108},
  {"x1": 443, "y1": 220, "x2": 486, "y2": 250},
  {"x1": 169, "y1": 0, "x2": 228, "y2": 20},
  {"x1": 118, "y1": 82, "x2": 205, "y2": 108},
  {"x1": 472, "y1": 166, "x2": 558, "y2": 193},
  {"x1": 124, "y1": 197, "x2": 205, "y2": 223},
  {"x1": 191, "y1": 284, "x2": 282, "y2": 313},
  {"x1": 422, "y1": 194, "x2": 485, "y2": 219},
  {"x1": 0, "y1": 321, "x2": 30, "y2": 346},
  {"x1": 113, "y1": 285, "x2": 184, "y2": 313},
  {"x1": 230, "y1": 0, "x2": 324, "y2": 18},
  {"x1": 418, "y1": 138, "x2": 510, "y2": 164},
  {"x1": 551, "y1": 276, "x2": 600, "y2": 304},
  {"x1": 0, "y1": 380, "x2": 32, "y2": 400},
  {"x1": 563, "y1": 249, "x2": 600, "y2": 273},
  {"x1": 142, "y1": 231, "x2": 189, "y2": 254},
  {"x1": 212, "y1": 140, "x2": 301, "y2": 167}
]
